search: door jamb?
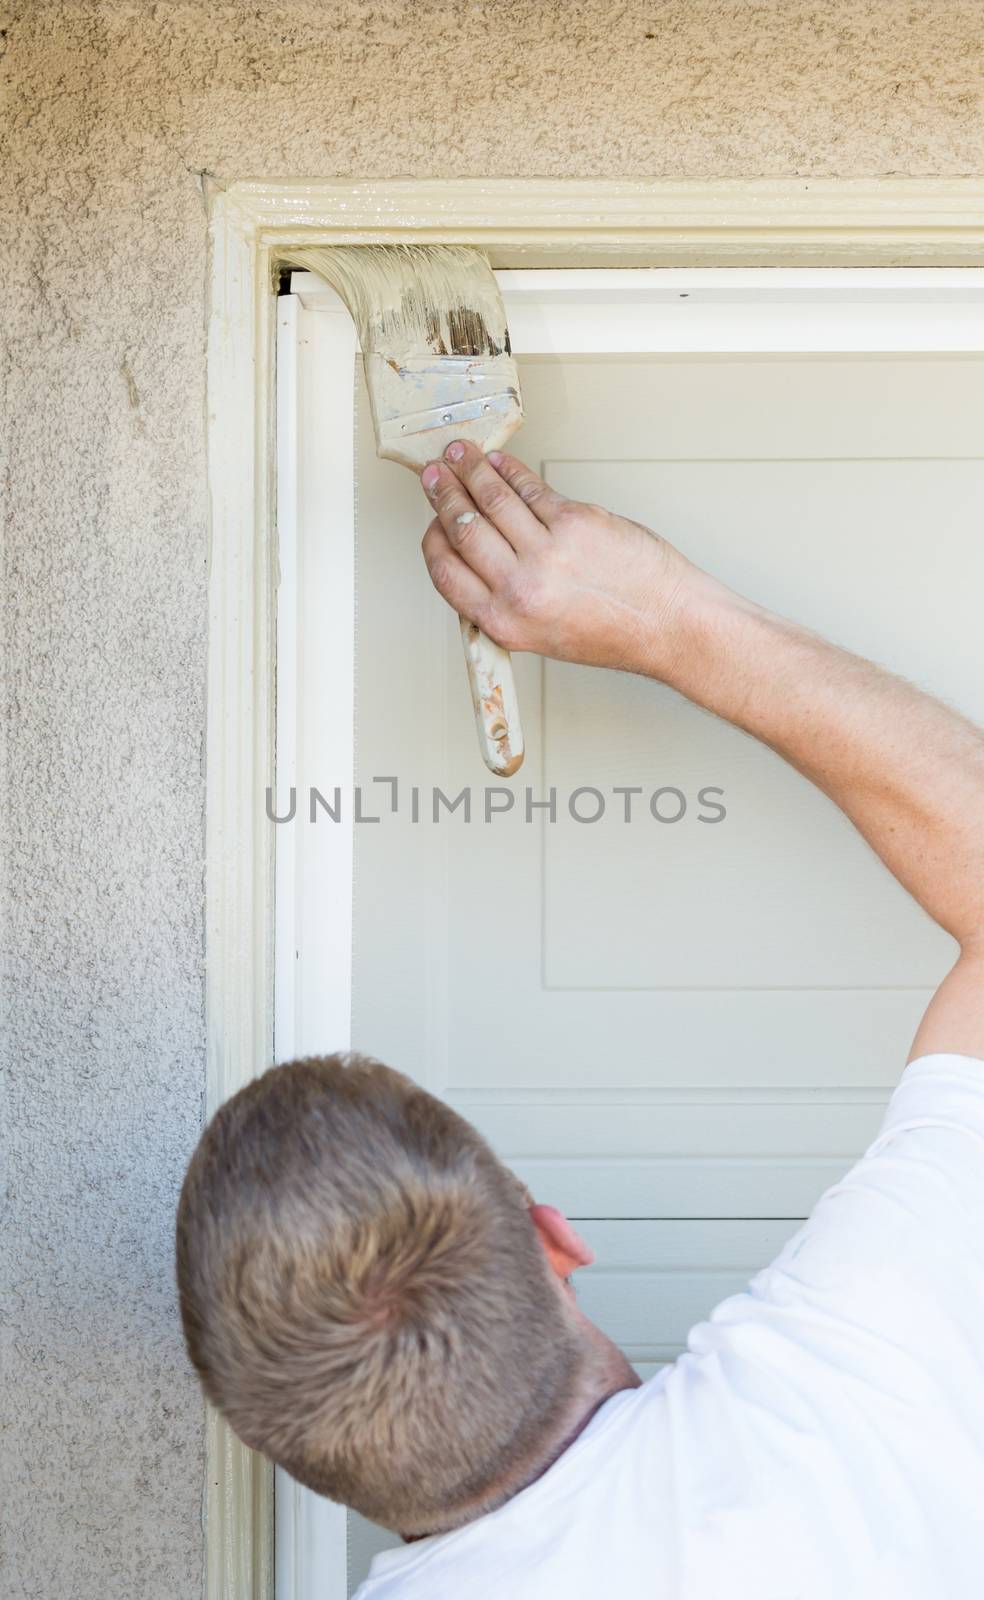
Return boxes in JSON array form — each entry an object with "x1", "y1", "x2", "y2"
[{"x1": 204, "y1": 176, "x2": 984, "y2": 1600}]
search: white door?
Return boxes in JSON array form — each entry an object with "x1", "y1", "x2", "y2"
[{"x1": 275, "y1": 272, "x2": 984, "y2": 1598}]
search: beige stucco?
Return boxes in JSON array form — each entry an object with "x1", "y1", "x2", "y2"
[{"x1": 4, "y1": 3, "x2": 984, "y2": 1595}]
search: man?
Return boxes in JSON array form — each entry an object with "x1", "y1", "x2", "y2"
[{"x1": 177, "y1": 441, "x2": 984, "y2": 1597}]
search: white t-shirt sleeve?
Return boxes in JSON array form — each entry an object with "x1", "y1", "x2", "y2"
[{"x1": 716, "y1": 1053, "x2": 984, "y2": 1385}]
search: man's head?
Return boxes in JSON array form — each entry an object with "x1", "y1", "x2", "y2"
[{"x1": 176, "y1": 1054, "x2": 602, "y2": 1533}]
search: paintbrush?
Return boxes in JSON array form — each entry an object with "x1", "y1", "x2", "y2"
[{"x1": 284, "y1": 244, "x2": 525, "y2": 777}]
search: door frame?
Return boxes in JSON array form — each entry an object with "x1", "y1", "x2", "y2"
[{"x1": 204, "y1": 177, "x2": 984, "y2": 1600}]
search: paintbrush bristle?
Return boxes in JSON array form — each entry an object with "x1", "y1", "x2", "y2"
[
  {"x1": 284, "y1": 244, "x2": 511, "y2": 359},
  {"x1": 283, "y1": 243, "x2": 523, "y2": 473}
]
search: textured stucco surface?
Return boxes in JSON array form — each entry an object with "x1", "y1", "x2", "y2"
[{"x1": 4, "y1": 2, "x2": 984, "y2": 1595}]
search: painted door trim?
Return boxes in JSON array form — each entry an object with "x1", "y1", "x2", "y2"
[
  {"x1": 224, "y1": 176, "x2": 984, "y2": 264},
  {"x1": 204, "y1": 178, "x2": 984, "y2": 1600}
]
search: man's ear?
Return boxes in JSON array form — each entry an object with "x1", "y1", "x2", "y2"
[{"x1": 528, "y1": 1203, "x2": 595, "y2": 1279}]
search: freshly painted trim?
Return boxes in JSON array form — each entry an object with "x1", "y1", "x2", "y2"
[
  {"x1": 273, "y1": 295, "x2": 358, "y2": 1600},
  {"x1": 204, "y1": 186, "x2": 277, "y2": 1600},
  {"x1": 205, "y1": 177, "x2": 984, "y2": 1600},
  {"x1": 223, "y1": 177, "x2": 984, "y2": 265}
]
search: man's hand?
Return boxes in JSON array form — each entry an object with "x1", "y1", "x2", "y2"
[{"x1": 419, "y1": 440, "x2": 697, "y2": 679}]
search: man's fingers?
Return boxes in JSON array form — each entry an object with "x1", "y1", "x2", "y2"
[
  {"x1": 485, "y1": 450, "x2": 567, "y2": 526},
  {"x1": 442, "y1": 440, "x2": 547, "y2": 549},
  {"x1": 421, "y1": 459, "x2": 515, "y2": 585},
  {"x1": 421, "y1": 518, "x2": 492, "y2": 623}
]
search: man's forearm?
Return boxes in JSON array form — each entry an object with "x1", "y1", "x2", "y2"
[{"x1": 658, "y1": 579, "x2": 984, "y2": 952}]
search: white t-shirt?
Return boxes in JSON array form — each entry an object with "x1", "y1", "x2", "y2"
[{"x1": 355, "y1": 1054, "x2": 984, "y2": 1599}]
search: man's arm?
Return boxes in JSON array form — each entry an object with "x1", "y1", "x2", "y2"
[
  {"x1": 665, "y1": 596, "x2": 984, "y2": 1061},
  {"x1": 419, "y1": 442, "x2": 984, "y2": 1062}
]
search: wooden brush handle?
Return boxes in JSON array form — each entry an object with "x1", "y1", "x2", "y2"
[
  {"x1": 367, "y1": 360, "x2": 526, "y2": 776},
  {"x1": 459, "y1": 619, "x2": 524, "y2": 777}
]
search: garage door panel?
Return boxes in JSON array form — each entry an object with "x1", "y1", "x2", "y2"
[
  {"x1": 514, "y1": 356, "x2": 984, "y2": 461},
  {"x1": 577, "y1": 1219, "x2": 802, "y2": 1363},
  {"x1": 448, "y1": 1092, "x2": 886, "y2": 1156},
  {"x1": 510, "y1": 1156, "x2": 841, "y2": 1220},
  {"x1": 439, "y1": 988, "x2": 932, "y2": 1092},
  {"x1": 542, "y1": 653, "x2": 954, "y2": 990}
]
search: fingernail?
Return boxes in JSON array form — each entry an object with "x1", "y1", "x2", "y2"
[
  {"x1": 422, "y1": 463, "x2": 441, "y2": 491},
  {"x1": 487, "y1": 451, "x2": 504, "y2": 467},
  {"x1": 445, "y1": 441, "x2": 465, "y2": 462}
]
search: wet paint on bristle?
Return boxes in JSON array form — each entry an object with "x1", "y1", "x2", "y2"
[{"x1": 283, "y1": 244, "x2": 511, "y2": 360}]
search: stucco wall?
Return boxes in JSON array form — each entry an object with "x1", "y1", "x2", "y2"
[{"x1": 4, "y1": 3, "x2": 984, "y2": 1595}]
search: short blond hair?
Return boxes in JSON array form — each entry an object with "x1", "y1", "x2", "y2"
[{"x1": 175, "y1": 1054, "x2": 581, "y2": 1530}]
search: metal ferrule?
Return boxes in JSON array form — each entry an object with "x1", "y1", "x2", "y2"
[{"x1": 366, "y1": 351, "x2": 523, "y2": 465}]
